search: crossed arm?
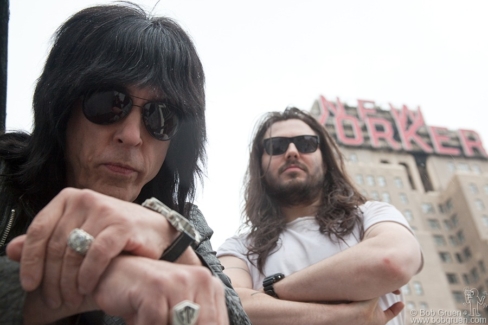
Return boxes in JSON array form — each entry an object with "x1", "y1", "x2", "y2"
[{"x1": 219, "y1": 221, "x2": 422, "y2": 325}]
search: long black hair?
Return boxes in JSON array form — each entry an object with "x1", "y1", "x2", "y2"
[{"x1": 0, "y1": 3, "x2": 206, "y2": 241}]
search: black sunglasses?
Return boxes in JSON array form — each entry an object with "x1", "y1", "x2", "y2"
[
  {"x1": 263, "y1": 135, "x2": 320, "y2": 155},
  {"x1": 82, "y1": 89, "x2": 179, "y2": 141}
]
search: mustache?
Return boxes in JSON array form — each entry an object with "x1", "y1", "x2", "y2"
[{"x1": 278, "y1": 160, "x2": 308, "y2": 174}]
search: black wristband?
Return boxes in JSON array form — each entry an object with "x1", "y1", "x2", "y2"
[{"x1": 263, "y1": 273, "x2": 285, "y2": 298}]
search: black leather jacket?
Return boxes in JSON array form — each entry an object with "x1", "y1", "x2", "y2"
[{"x1": 0, "y1": 162, "x2": 250, "y2": 324}]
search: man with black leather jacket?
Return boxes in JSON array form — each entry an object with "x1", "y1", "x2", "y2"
[{"x1": 0, "y1": 3, "x2": 250, "y2": 325}]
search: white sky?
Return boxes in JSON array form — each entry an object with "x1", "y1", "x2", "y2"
[{"x1": 6, "y1": 0, "x2": 488, "y2": 248}]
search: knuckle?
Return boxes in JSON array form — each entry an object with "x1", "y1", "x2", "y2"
[
  {"x1": 149, "y1": 272, "x2": 171, "y2": 290},
  {"x1": 26, "y1": 221, "x2": 50, "y2": 239},
  {"x1": 47, "y1": 240, "x2": 67, "y2": 258},
  {"x1": 21, "y1": 254, "x2": 41, "y2": 268},
  {"x1": 59, "y1": 187, "x2": 76, "y2": 197},
  {"x1": 172, "y1": 269, "x2": 192, "y2": 287},
  {"x1": 86, "y1": 240, "x2": 114, "y2": 266},
  {"x1": 77, "y1": 189, "x2": 99, "y2": 206},
  {"x1": 193, "y1": 266, "x2": 213, "y2": 282}
]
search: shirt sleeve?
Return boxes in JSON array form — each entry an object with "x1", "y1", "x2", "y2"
[
  {"x1": 361, "y1": 201, "x2": 412, "y2": 232},
  {"x1": 216, "y1": 235, "x2": 250, "y2": 261}
]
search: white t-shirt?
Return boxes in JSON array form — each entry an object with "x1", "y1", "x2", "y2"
[{"x1": 217, "y1": 201, "x2": 417, "y2": 325}]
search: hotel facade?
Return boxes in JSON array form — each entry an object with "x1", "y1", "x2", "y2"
[{"x1": 310, "y1": 96, "x2": 488, "y2": 323}]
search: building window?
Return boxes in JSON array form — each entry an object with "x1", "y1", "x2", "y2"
[
  {"x1": 381, "y1": 192, "x2": 391, "y2": 203},
  {"x1": 428, "y1": 219, "x2": 441, "y2": 230},
  {"x1": 479, "y1": 260, "x2": 486, "y2": 273},
  {"x1": 394, "y1": 177, "x2": 403, "y2": 188},
  {"x1": 370, "y1": 191, "x2": 379, "y2": 200},
  {"x1": 450, "y1": 214, "x2": 459, "y2": 227},
  {"x1": 463, "y1": 247, "x2": 472, "y2": 260},
  {"x1": 463, "y1": 274, "x2": 470, "y2": 285},
  {"x1": 439, "y1": 252, "x2": 452, "y2": 263},
  {"x1": 419, "y1": 302, "x2": 429, "y2": 310},
  {"x1": 377, "y1": 176, "x2": 386, "y2": 187},
  {"x1": 399, "y1": 193, "x2": 409, "y2": 204},
  {"x1": 475, "y1": 199, "x2": 485, "y2": 210},
  {"x1": 471, "y1": 267, "x2": 480, "y2": 282},
  {"x1": 458, "y1": 163, "x2": 469, "y2": 172},
  {"x1": 349, "y1": 154, "x2": 358, "y2": 162},
  {"x1": 421, "y1": 203, "x2": 435, "y2": 214},
  {"x1": 469, "y1": 183, "x2": 479, "y2": 194},
  {"x1": 404, "y1": 210, "x2": 413, "y2": 222},
  {"x1": 438, "y1": 203, "x2": 446, "y2": 214},
  {"x1": 447, "y1": 162, "x2": 455, "y2": 172},
  {"x1": 355, "y1": 174, "x2": 364, "y2": 185},
  {"x1": 484, "y1": 185, "x2": 488, "y2": 195},
  {"x1": 445, "y1": 199, "x2": 453, "y2": 212},
  {"x1": 366, "y1": 175, "x2": 375, "y2": 186},
  {"x1": 401, "y1": 284, "x2": 411, "y2": 295},
  {"x1": 433, "y1": 235, "x2": 446, "y2": 246},
  {"x1": 407, "y1": 302, "x2": 416, "y2": 310},
  {"x1": 472, "y1": 165, "x2": 482, "y2": 174},
  {"x1": 446, "y1": 273, "x2": 459, "y2": 284},
  {"x1": 457, "y1": 230, "x2": 465, "y2": 244},
  {"x1": 456, "y1": 253, "x2": 464, "y2": 264},
  {"x1": 443, "y1": 219, "x2": 453, "y2": 230},
  {"x1": 482, "y1": 215, "x2": 488, "y2": 227},
  {"x1": 449, "y1": 235, "x2": 458, "y2": 247},
  {"x1": 453, "y1": 291, "x2": 465, "y2": 303},
  {"x1": 413, "y1": 282, "x2": 424, "y2": 295}
]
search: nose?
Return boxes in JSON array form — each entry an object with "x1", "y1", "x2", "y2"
[
  {"x1": 114, "y1": 105, "x2": 144, "y2": 146},
  {"x1": 285, "y1": 142, "x2": 299, "y2": 159}
]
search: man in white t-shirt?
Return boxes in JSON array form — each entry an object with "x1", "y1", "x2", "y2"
[{"x1": 217, "y1": 107, "x2": 423, "y2": 325}]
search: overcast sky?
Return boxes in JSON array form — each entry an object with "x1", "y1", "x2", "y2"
[{"x1": 6, "y1": 0, "x2": 488, "y2": 248}]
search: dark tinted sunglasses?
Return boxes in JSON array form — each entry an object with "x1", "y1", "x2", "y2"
[
  {"x1": 82, "y1": 89, "x2": 179, "y2": 141},
  {"x1": 263, "y1": 135, "x2": 320, "y2": 155}
]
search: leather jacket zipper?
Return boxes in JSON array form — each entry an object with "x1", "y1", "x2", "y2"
[{"x1": 0, "y1": 209, "x2": 15, "y2": 247}]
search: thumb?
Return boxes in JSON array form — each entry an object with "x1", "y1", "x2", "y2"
[{"x1": 6, "y1": 235, "x2": 27, "y2": 262}]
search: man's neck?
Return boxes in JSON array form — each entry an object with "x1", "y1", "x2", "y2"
[{"x1": 281, "y1": 198, "x2": 321, "y2": 223}]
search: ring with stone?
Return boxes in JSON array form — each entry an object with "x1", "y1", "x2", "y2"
[
  {"x1": 172, "y1": 300, "x2": 200, "y2": 325},
  {"x1": 67, "y1": 228, "x2": 94, "y2": 256}
]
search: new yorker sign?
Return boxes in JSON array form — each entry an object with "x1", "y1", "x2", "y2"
[{"x1": 311, "y1": 95, "x2": 487, "y2": 158}]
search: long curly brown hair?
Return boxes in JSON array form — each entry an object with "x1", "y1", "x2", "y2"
[{"x1": 244, "y1": 107, "x2": 366, "y2": 273}]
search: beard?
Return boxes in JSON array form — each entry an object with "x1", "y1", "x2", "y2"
[{"x1": 264, "y1": 168, "x2": 324, "y2": 207}]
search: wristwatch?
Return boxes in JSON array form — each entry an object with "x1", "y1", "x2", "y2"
[
  {"x1": 142, "y1": 197, "x2": 201, "y2": 262},
  {"x1": 263, "y1": 273, "x2": 285, "y2": 298}
]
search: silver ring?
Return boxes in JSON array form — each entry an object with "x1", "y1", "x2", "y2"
[
  {"x1": 67, "y1": 228, "x2": 94, "y2": 256},
  {"x1": 172, "y1": 300, "x2": 200, "y2": 325}
]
